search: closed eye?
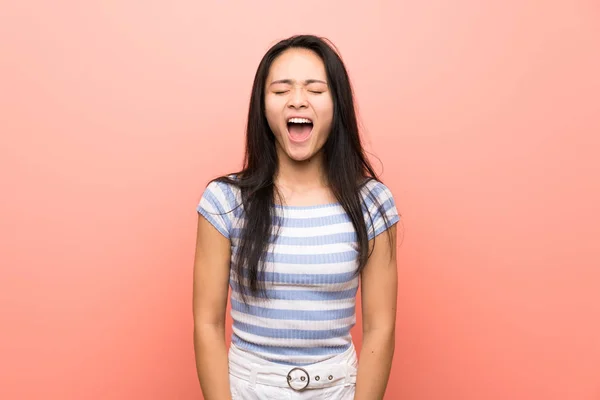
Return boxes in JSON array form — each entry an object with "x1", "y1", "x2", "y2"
[{"x1": 273, "y1": 90, "x2": 324, "y2": 95}]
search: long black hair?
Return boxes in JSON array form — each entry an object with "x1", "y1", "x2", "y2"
[{"x1": 212, "y1": 34, "x2": 393, "y2": 303}]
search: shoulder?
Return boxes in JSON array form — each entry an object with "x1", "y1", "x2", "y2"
[
  {"x1": 198, "y1": 174, "x2": 243, "y2": 217},
  {"x1": 359, "y1": 178, "x2": 396, "y2": 203},
  {"x1": 197, "y1": 174, "x2": 243, "y2": 238},
  {"x1": 359, "y1": 178, "x2": 400, "y2": 240},
  {"x1": 202, "y1": 174, "x2": 242, "y2": 206}
]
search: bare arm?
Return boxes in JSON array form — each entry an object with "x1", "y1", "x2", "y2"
[
  {"x1": 354, "y1": 226, "x2": 398, "y2": 400},
  {"x1": 192, "y1": 214, "x2": 232, "y2": 400}
]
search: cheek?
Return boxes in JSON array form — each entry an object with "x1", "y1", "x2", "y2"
[
  {"x1": 264, "y1": 105, "x2": 281, "y2": 134},
  {"x1": 315, "y1": 98, "x2": 334, "y2": 126},
  {"x1": 316, "y1": 106, "x2": 334, "y2": 136}
]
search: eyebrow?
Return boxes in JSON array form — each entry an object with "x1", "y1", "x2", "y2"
[{"x1": 269, "y1": 79, "x2": 328, "y2": 86}]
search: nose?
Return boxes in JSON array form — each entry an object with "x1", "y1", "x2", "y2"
[{"x1": 287, "y1": 86, "x2": 308, "y2": 109}]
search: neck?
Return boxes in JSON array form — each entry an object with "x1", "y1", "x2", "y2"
[{"x1": 275, "y1": 150, "x2": 328, "y2": 190}]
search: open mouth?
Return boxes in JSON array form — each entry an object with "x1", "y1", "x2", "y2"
[{"x1": 286, "y1": 117, "x2": 313, "y2": 143}]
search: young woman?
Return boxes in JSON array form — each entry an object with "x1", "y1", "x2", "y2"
[{"x1": 193, "y1": 34, "x2": 400, "y2": 399}]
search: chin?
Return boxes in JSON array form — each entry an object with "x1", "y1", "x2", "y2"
[{"x1": 285, "y1": 149, "x2": 314, "y2": 162}]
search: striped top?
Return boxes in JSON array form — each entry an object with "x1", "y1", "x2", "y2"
[{"x1": 196, "y1": 177, "x2": 400, "y2": 366}]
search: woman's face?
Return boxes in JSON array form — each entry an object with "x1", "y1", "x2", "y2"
[{"x1": 264, "y1": 48, "x2": 334, "y2": 163}]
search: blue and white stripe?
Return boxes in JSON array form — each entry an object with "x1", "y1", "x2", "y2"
[{"x1": 197, "y1": 178, "x2": 400, "y2": 366}]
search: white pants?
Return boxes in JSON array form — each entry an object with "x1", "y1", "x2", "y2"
[{"x1": 228, "y1": 342, "x2": 357, "y2": 399}]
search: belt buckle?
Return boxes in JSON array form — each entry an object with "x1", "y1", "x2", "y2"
[{"x1": 286, "y1": 367, "x2": 310, "y2": 391}]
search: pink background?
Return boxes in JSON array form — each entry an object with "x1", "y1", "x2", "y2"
[{"x1": 1, "y1": 1, "x2": 599, "y2": 399}]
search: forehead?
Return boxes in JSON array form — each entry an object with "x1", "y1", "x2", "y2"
[{"x1": 267, "y1": 48, "x2": 327, "y2": 82}]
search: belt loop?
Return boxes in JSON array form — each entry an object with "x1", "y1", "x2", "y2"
[
  {"x1": 344, "y1": 365, "x2": 350, "y2": 384},
  {"x1": 249, "y1": 364, "x2": 258, "y2": 388}
]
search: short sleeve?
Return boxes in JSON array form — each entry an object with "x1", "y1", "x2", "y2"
[
  {"x1": 362, "y1": 180, "x2": 401, "y2": 240},
  {"x1": 196, "y1": 180, "x2": 238, "y2": 239}
]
